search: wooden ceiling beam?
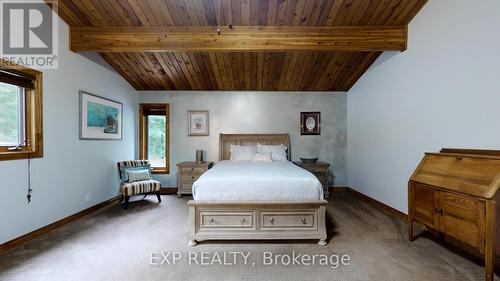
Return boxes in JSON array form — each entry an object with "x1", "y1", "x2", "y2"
[{"x1": 70, "y1": 25, "x2": 407, "y2": 53}]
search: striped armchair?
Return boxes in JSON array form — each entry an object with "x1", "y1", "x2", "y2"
[{"x1": 117, "y1": 160, "x2": 161, "y2": 209}]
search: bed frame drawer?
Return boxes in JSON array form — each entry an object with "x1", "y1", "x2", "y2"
[
  {"x1": 188, "y1": 200, "x2": 328, "y2": 246},
  {"x1": 260, "y1": 211, "x2": 317, "y2": 230},
  {"x1": 198, "y1": 211, "x2": 256, "y2": 231}
]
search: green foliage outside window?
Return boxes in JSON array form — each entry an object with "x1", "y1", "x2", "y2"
[
  {"x1": 0, "y1": 82, "x2": 20, "y2": 145},
  {"x1": 148, "y1": 115, "x2": 166, "y2": 163}
]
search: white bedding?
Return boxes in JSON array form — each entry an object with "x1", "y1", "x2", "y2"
[{"x1": 192, "y1": 160, "x2": 324, "y2": 201}]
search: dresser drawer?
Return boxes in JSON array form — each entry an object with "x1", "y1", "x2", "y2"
[
  {"x1": 181, "y1": 174, "x2": 202, "y2": 182},
  {"x1": 180, "y1": 166, "x2": 206, "y2": 173},
  {"x1": 260, "y1": 211, "x2": 316, "y2": 230},
  {"x1": 198, "y1": 211, "x2": 255, "y2": 230},
  {"x1": 178, "y1": 183, "x2": 193, "y2": 193},
  {"x1": 177, "y1": 162, "x2": 213, "y2": 196},
  {"x1": 316, "y1": 175, "x2": 329, "y2": 186},
  {"x1": 441, "y1": 192, "x2": 482, "y2": 221},
  {"x1": 302, "y1": 166, "x2": 329, "y2": 174}
]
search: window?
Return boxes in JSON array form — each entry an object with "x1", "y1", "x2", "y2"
[
  {"x1": 0, "y1": 82, "x2": 24, "y2": 146},
  {"x1": 0, "y1": 63, "x2": 43, "y2": 161},
  {"x1": 139, "y1": 104, "x2": 169, "y2": 174}
]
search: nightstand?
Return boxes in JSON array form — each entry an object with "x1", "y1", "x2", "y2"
[
  {"x1": 294, "y1": 161, "x2": 331, "y2": 199},
  {"x1": 176, "y1": 161, "x2": 213, "y2": 197}
]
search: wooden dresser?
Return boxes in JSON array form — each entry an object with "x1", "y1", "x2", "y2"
[
  {"x1": 408, "y1": 149, "x2": 500, "y2": 281},
  {"x1": 177, "y1": 161, "x2": 213, "y2": 197},
  {"x1": 294, "y1": 161, "x2": 330, "y2": 199}
]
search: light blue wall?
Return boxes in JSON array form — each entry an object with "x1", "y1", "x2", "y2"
[
  {"x1": 0, "y1": 19, "x2": 138, "y2": 244},
  {"x1": 347, "y1": 0, "x2": 500, "y2": 212}
]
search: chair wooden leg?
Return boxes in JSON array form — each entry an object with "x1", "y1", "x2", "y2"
[
  {"x1": 156, "y1": 191, "x2": 162, "y2": 203},
  {"x1": 123, "y1": 196, "x2": 130, "y2": 210},
  {"x1": 120, "y1": 194, "x2": 124, "y2": 203}
]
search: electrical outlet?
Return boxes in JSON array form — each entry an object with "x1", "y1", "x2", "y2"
[{"x1": 85, "y1": 193, "x2": 91, "y2": 202}]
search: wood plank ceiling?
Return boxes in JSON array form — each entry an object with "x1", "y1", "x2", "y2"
[{"x1": 54, "y1": 0, "x2": 428, "y2": 91}]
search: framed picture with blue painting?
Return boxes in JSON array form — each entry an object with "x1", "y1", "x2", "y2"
[{"x1": 79, "y1": 91, "x2": 123, "y2": 140}]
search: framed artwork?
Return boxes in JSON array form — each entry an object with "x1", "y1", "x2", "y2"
[
  {"x1": 188, "y1": 110, "x2": 209, "y2": 136},
  {"x1": 79, "y1": 91, "x2": 123, "y2": 140},
  {"x1": 300, "y1": 112, "x2": 321, "y2": 135}
]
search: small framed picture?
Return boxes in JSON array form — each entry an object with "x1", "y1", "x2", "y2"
[
  {"x1": 79, "y1": 91, "x2": 123, "y2": 140},
  {"x1": 300, "y1": 112, "x2": 321, "y2": 135},
  {"x1": 188, "y1": 110, "x2": 209, "y2": 136}
]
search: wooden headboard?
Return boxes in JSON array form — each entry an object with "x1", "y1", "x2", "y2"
[{"x1": 219, "y1": 134, "x2": 291, "y2": 161}]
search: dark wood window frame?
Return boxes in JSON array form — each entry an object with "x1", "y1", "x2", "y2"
[
  {"x1": 139, "y1": 103, "x2": 170, "y2": 174},
  {"x1": 0, "y1": 60, "x2": 43, "y2": 161}
]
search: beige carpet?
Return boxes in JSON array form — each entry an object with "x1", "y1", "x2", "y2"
[{"x1": 0, "y1": 193, "x2": 495, "y2": 281}]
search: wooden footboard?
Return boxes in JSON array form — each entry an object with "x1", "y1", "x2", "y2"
[{"x1": 187, "y1": 200, "x2": 328, "y2": 246}]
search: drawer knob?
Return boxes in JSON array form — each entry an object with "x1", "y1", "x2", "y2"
[
  {"x1": 191, "y1": 176, "x2": 195, "y2": 179},
  {"x1": 269, "y1": 218, "x2": 274, "y2": 223},
  {"x1": 300, "y1": 217, "x2": 306, "y2": 224},
  {"x1": 240, "y1": 218, "x2": 246, "y2": 223},
  {"x1": 209, "y1": 218, "x2": 214, "y2": 223},
  {"x1": 191, "y1": 168, "x2": 194, "y2": 171}
]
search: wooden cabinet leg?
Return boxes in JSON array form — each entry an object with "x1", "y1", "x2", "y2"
[
  {"x1": 485, "y1": 201, "x2": 496, "y2": 281},
  {"x1": 408, "y1": 182, "x2": 415, "y2": 241},
  {"x1": 408, "y1": 220, "x2": 414, "y2": 242}
]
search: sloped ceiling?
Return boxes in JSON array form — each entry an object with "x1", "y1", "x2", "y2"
[{"x1": 53, "y1": 0, "x2": 428, "y2": 91}]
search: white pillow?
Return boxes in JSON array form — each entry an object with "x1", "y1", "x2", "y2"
[
  {"x1": 257, "y1": 143, "x2": 288, "y2": 161},
  {"x1": 252, "y1": 152, "x2": 273, "y2": 162},
  {"x1": 230, "y1": 145, "x2": 258, "y2": 161}
]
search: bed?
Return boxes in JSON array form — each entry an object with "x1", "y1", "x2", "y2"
[{"x1": 187, "y1": 134, "x2": 328, "y2": 246}]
